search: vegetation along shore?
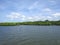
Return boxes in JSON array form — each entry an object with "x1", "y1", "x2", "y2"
[{"x1": 0, "y1": 20, "x2": 60, "y2": 26}]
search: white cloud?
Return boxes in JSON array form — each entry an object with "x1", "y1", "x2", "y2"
[
  {"x1": 6, "y1": 12, "x2": 44, "y2": 21},
  {"x1": 6, "y1": 12, "x2": 25, "y2": 20},
  {"x1": 21, "y1": 16, "x2": 36, "y2": 21},
  {"x1": 25, "y1": 15, "x2": 47, "y2": 21},
  {"x1": 27, "y1": 17, "x2": 34, "y2": 21},
  {"x1": 6, "y1": 12, "x2": 56, "y2": 21},
  {"x1": 42, "y1": 8, "x2": 52, "y2": 12},
  {"x1": 28, "y1": 1, "x2": 38, "y2": 10},
  {"x1": 52, "y1": 13, "x2": 60, "y2": 17},
  {"x1": 49, "y1": 0, "x2": 56, "y2": 5},
  {"x1": 27, "y1": 16, "x2": 42, "y2": 21},
  {"x1": 46, "y1": 16, "x2": 53, "y2": 21},
  {"x1": 47, "y1": 16, "x2": 52, "y2": 18}
]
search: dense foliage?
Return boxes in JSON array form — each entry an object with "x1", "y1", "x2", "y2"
[{"x1": 0, "y1": 20, "x2": 60, "y2": 26}]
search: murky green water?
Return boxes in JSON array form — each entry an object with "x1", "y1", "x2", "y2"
[{"x1": 0, "y1": 25, "x2": 60, "y2": 45}]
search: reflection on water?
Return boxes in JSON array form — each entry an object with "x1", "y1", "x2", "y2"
[{"x1": 0, "y1": 26, "x2": 60, "y2": 45}]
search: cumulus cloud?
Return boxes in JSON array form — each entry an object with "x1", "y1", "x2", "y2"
[
  {"x1": 6, "y1": 12, "x2": 25, "y2": 20},
  {"x1": 6, "y1": 12, "x2": 43, "y2": 21},
  {"x1": 52, "y1": 13, "x2": 60, "y2": 17},
  {"x1": 26, "y1": 16, "x2": 42, "y2": 21},
  {"x1": 26, "y1": 15, "x2": 53, "y2": 21},
  {"x1": 46, "y1": 16, "x2": 53, "y2": 20},
  {"x1": 6, "y1": 12, "x2": 55, "y2": 21}
]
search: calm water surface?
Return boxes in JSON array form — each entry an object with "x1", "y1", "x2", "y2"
[{"x1": 0, "y1": 25, "x2": 60, "y2": 45}]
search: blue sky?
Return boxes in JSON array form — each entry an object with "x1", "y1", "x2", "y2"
[{"x1": 0, "y1": 0, "x2": 60, "y2": 22}]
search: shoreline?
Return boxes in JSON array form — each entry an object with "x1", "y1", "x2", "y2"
[{"x1": 0, "y1": 21, "x2": 60, "y2": 26}]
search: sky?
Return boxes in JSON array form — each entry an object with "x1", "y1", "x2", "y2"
[{"x1": 0, "y1": 0, "x2": 60, "y2": 22}]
